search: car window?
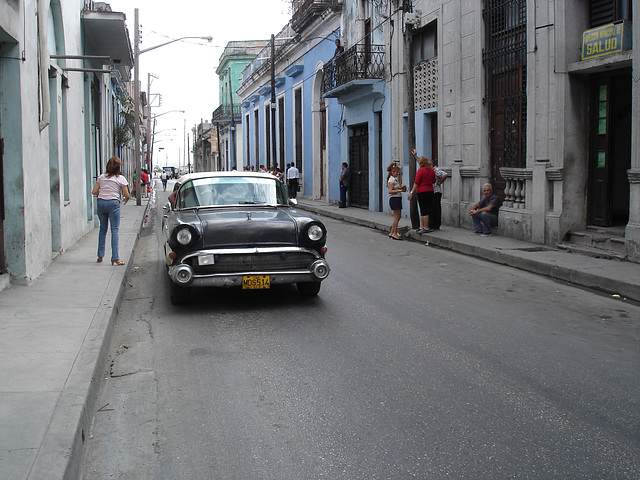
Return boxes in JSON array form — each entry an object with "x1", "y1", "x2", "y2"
[{"x1": 176, "y1": 177, "x2": 289, "y2": 208}]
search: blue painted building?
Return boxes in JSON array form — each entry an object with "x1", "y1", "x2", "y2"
[
  {"x1": 320, "y1": 0, "x2": 393, "y2": 213},
  {"x1": 237, "y1": 6, "x2": 343, "y2": 202}
]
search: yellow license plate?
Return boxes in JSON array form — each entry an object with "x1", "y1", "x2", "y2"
[{"x1": 242, "y1": 275, "x2": 271, "y2": 289}]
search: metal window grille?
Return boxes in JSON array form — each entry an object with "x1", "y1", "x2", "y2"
[{"x1": 483, "y1": 0, "x2": 527, "y2": 168}]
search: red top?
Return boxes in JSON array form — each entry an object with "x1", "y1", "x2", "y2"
[{"x1": 414, "y1": 167, "x2": 436, "y2": 193}]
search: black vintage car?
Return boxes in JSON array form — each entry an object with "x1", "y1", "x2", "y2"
[{"x1": 162, "y1": 172, "x2": 330, "y2": 305}]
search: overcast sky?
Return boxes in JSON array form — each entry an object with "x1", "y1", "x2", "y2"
[{"x1": 107, "y1": 0, "x2": 291, "y2": 169}]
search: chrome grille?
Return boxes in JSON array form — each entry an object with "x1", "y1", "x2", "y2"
[{"x1": 189, "y1": 251, "x2": 316, "y2": 274}]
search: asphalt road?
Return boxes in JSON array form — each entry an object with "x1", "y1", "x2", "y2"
[{"x1": 81, "y1": 186, "x2": 640, "y2": 479}]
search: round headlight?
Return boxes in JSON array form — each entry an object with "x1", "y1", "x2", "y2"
[
  {"x1": 307, "y1": 224, "x2": 324, "y2": 242},
  {"x1": 176, "y1": 228, "x2": 193, "y2": 245}
]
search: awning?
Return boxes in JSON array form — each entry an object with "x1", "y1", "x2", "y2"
[{"x1": 81, "y1": 9, "x2": 133, "y2": 79}]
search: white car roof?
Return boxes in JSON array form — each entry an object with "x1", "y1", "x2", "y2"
[{"x1": 176, "y1": 171, "x2": 278, "y2": 187}]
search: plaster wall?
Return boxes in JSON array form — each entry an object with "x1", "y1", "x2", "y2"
[{"x1": 1, "y1": 0, "x2": 108, "y2": 283}]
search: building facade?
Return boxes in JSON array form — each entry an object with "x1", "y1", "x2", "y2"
[
  {"x1": 386, "y1": 0, "x2": 638, "y2": 261},
  {"x1": 323, "y1": 0, "x2": 392, "y2": 212},
  {"x1": 193, "y1": 120, "x2": 216, "y2": 173},
  {"x1": 214, "y1": 41, "x2": 268, "y2": 171},
  {"x1": 0, "y1": 0, "x2": 133, "y2": 285},
  {"x1": 237, "y1": 3, "x2": 343, "y2": 199}
]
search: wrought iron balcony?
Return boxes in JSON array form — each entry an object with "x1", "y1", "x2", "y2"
[
  {"x1": 292, "y1": 0, "x2": 337, "y2": 33},
  {"x1": 212, "y1": 104, "x2": 242, "y2": 124},
  {"x1": 322, "y1": 44, "x2": 385, "y2": 97}
]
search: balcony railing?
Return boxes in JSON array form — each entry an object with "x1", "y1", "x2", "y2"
[
  {"x1": 212, "y1": 104, "x2": 242, "y2": 123},
  {"x1": 322, "y1": 44, "x2": 385, "y2": 96}
]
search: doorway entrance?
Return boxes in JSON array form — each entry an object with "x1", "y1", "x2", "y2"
[
  {"x1": 0, "y1": 61, "x2": 6, "y2": 274},
  {"x1": 587, "y1": 71, "x2": 631, "y2": 227},
  {"x1": 348, "y1": 124, "x2": 369, "y2": 208}
]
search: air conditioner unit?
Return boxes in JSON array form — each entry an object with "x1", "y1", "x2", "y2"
[{"x1": 405, "y1": 12, "x2": 420, "y2": 27}]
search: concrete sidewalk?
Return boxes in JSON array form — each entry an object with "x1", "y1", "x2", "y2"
[
  {"x1": 0, "y1": 190, "x2": 638, "y2": 480},
  {"x1": 0, "y1": 197, "x2": 150, "y2": 480},
  {"x1": 296, "y1": 198, "x2": 640, "y2": 303}
]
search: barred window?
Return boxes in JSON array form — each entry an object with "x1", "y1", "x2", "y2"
[{"x1": 483, "y1": 0, "x2": 527, "y2": 170}]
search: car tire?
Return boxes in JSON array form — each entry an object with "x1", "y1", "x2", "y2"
[
  {"x1": 297, "y1": 281, "x2": 321, "y2": 297},
  {"x1": 169, "y1": 281, "x2": 191, "y2": 305}
]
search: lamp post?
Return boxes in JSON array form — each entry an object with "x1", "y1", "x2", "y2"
[
  {"x1": 151, "y1": 127, "x2": 176, "y2": 171},
  {"x1": 148, "y1": 111, "x2": 183, "y2": 174},
  {"x1": 133, "y1": 7, "x2": 212, "y2": 205}
]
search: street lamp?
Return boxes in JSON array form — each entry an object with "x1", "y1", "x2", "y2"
[
  {"x1": 147, "y1": 110, "x2": 183, "y2": 174},
  {"x1": 133, "y1": 7, "x2": 212, "y2": 205}
]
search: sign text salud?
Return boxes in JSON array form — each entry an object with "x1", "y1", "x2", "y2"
[{"x1": 582, "y1": 22, "x2": 630, "y2": 61}]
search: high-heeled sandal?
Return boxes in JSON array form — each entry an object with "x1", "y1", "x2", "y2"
[
  {"x1": 111, "y1": 260, "x2": 125, "y2": 266},
  {"x1": 97, "y1": 257, "x2": 103, "y2": 263}
]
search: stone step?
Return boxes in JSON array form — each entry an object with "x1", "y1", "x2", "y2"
[
  {"x1": 557, "y1": 242, "x2": 626, "y2": 261},
  {"x1": 566, "y1": 230, "x2": 627, "y2": 254}
]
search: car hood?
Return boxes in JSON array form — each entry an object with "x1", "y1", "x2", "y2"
[{"x1": 195, "y1": 208, "x2": 297, "y2": 248}]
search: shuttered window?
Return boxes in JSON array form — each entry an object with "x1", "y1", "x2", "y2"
[{"x1": 590, "y1": 0, "x2": 632, "y2": 27}]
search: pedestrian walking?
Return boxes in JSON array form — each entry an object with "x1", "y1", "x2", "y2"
[
  {"x1": 287, "y1": 162, "x2": 300, "y2": 199},
  {"x1": 161, "y1": 171, "x2": 168, "y2": 191},
  {"x1": 92, "y1": 157, "x2": 130, "y2": 265},
  {"x1": 140, "y1": 169, "x2": 150, "y2": 198}
]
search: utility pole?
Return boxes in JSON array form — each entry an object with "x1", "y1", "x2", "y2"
[
  {"x1": 133, "y1": 9, "x2": 141, "y2": 205},
  {"x1": 146, "y1": 73, "x2": 152, "y2": 175},
  {"x1": 270, "y1": 34, "x2": 277, "y2": 171},
  {"x1": 403, "y1": 0, "x2": 419, "y2": 228},
  {"x1": 228, "y1": 67, "x2": 237, "y2": 170}
]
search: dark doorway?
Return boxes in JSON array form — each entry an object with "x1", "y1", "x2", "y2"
[
  {"x1": 0, "y1": 72, "x2": 5, "y2": 273},
  {"x1": 588, "y1": 72, "x2": 631, "y2": 226},
  {"x1": 348, "y1": 124, "x2": 369, "y2": 208},
  {"x1": 295, "y1": 88, "x2": 303, "y2": 174}
]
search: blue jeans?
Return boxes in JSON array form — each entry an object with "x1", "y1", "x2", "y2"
[
  {"x1": 97, "y1": 199, "x2": 121, "y2": 261},
  {"x1": 472, "y1": 211, "x2": 498, "y2": 234},
  {"x1": 339, "y1": 183, "x2": 348, "y2": 206}
]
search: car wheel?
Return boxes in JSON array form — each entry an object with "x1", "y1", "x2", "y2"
[
  {"x1": 169, "y1": 280, "x2": 191, "y2": 305},
  {"x1": 297, "y1": 281, "x2": 321, "y2": 297}
]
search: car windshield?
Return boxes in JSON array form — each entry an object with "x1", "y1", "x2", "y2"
[{"x1": 176, "y1": 176, "x2": 289, "y2": 208}]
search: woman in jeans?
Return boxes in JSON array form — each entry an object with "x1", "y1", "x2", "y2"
[{"x1": 92, "y1": 157, "x2": 130, "y2": 265}]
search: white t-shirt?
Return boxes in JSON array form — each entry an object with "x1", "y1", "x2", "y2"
[
  {"x1": 287, "y1": 166, "x2": 299, "y2": 180},
  {"x1": 388, "y1": 176, "x2": 402, "y2": 198},
  {"x1": 97, "y1": 174, "x2": 128, "y2": 201}
]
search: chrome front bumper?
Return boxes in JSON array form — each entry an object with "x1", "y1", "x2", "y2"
[{"x1": 167, "y1": 247, "x2": 330, "y2": 288}]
